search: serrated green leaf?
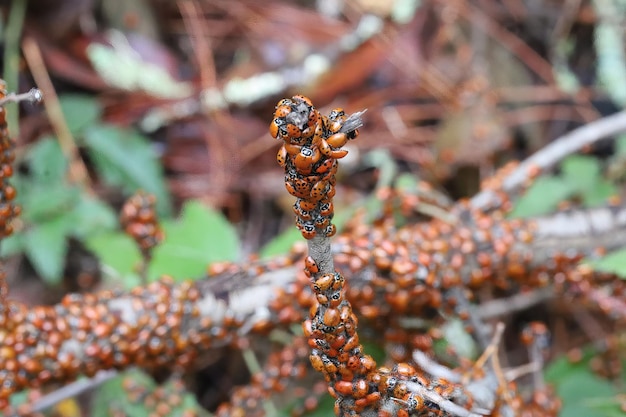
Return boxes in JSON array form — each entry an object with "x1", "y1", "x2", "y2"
[
  {"x1": 561, "y1": 155, "x2": 601, "y2": 193},
  {"x1": 22, "y1": 217, "x2": 71, "y2": 285},
  {"x1": 26, "y1": 137, "x2": 67, "y2": 183},
  {"x1": 509, "y1": 176, "x2": 574, "y2": 218},
  {"x1": 85, "y1": 231, "x2": 142, "y2": 287},
  {"x1": 83, "y1": 124, "x2": 172, "y2": 216},
  {"x1": 147, "y1": 200, "x2": 240, "y2": 281},
  {"x1": 585, "y1": 248, "x2": 626, "y2": 278},
  {"x1": 58, "y1": 94, "x2": 102, "y2": 134}
]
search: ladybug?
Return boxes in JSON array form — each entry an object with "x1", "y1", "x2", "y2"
[
  {"x1": 314, "y1": 215, "x2": 330, "y2": 229},
  {"x1": 394, "y1": 363, "x2": 417, "y2": 379},
  {"x1": 313, "y1": 274, "x2": 334, "y2": 292},
  {"x1": 304, "y1": 256, "x2": 319, "y2": 274},
  {"x1": 319, "y1": 137, "x2": 349, "y2": 159},
  {"x1": 355, "y1": 392, "x2": 381, "y2": 409},
  {"x1": 315, "y1": 158, "x2": 336, "y2": 174},
  {"x1": 276, "y1": 145, "x2": 288, "y2": 167},
  {"x1": 294, "y1": 145, "x2": 321, "y2": 174},
  {"x1": 331, "y1": 272, "x2": 344, "y2": 290},
  {"x1": 284, "y1": 123, "x2": 302, "y2": 140},
  {"x1": 323, "y1": 307, "x2": 341, "y2": 327},
  {"x1": 310, "y1": 351, "x2": 325, "y2": 373},
  {"x1": 274, "y1": 104, "x2": 292, "y2": 118},
  {"x1": 269, "y1": 117, "x2": 286, "y2": 138},
  {"x1": 319, "y1": 201, "x2": 334, "y2": 217},
  {"x1": 297, "y1": 219, "x2": 316, "y2": 239},
  {"x1": 327, "y1": 132, "x2": 350, "y2": 149},
  {"x1": 292, "y1": 94, "x2": 313, "y2": 107},
  {"x1": 342, "y1": 334, "x2": 359, "y2": 352},
  {"x1": 310, "y1": 180, "x2": 329, "y2": 202}
]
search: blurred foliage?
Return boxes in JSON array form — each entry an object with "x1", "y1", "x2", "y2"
[
  {"x1": 87, "y1": 199, "x2": 240, "y2": 288},
  {"x1": 1, "y1": 137, "x2": 117, "y2": 284},
  {"x1": 546, "y1": 348, "x2": 626, "y2": 417},
  {"x1": 509, "y1": 155, "x2": 617, "y2": 219},
  {"x1": 92, "y1": 369, "x2": 209, "y2": 417}
]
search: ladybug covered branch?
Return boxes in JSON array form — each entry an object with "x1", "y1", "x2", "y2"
[{"x1": 0, "y1": 89, "x2": 625, "y2": 415}]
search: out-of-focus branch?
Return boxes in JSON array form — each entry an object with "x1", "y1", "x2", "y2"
[{"x1": 471, "y1": 109, "x2": 626, "y2": 210}]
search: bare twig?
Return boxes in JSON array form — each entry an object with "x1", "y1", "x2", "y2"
[
  {"x1": 405, "y1": 381, "x2": 485, "y2": 417},
  {"x1": 0, "y1": 88, "x2": 42, "y2": 106},
  {"x1": 471, "y1": 110, "x2": 626, "y2": 210},
  {"x1": 21, "y1": 37, "x2": 91, "y2": 187},
  {"x1": 8, "y1": 370, "x2": 118, "y2": 416},
  {"x1": 412, "y1": 350, "x2": 462, "y2": 383},
  {"x1": 476, "y1": 288, "x2": 555, "y2": 319}
]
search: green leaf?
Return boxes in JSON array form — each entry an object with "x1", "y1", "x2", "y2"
[
  {"x1": 148, "y1": 200, "x2": 240, "y2": 281},
  {"x1": 614, "y1": 134, "x2": 626, "y2": 156},
  {"x1": 0, "y1": 233, "x2": 24, "y2": 257},
  {"x1": 83, "y1": 124, "x2": 172, "y2": 216},
  {"x1": 561, "y1": 155, "x2": 601, "y2": 193},
  {"x1": 260, "y1": 227, "x2": 302, "y2": 258},
  {"x1": 22, "y1": 217, "x2": 71, "y2": 285},
  {"x1": 59, "y1": 94, "x2": 102, "y2": 134},
  {"x1": 26, "y1": 137, "x2": 68, "y2": 183},
  {"x1": 509, "y1": 176, "x2": 573, "y2": 218},
  {"x1": 19, "y1": 183, "x2": 80, "y2": 223},
  {"x1": 582, "y1": 179, "x2": 617, "y2": 207},
  {"x1": 85, "y1": 231, "x2": 142, "y2": 287},
  {"x1": 442, "y1": 319, "x2": 477, "y2": 360},
  {"x1": 91, "y1": 370, "x2": 156, "y2": 417},
  {"x1": 585, "y1": 248, "x2": 626, "y2": 278},
  {"x1": 395, "y1": 172, "x2": 419, "y2": 191},
  {"x1": 70, "y1": 194, "x2": 118, "y2": 239},
  {"x1": 546, "y1": 353, "x2": 622, "y2": 417}
]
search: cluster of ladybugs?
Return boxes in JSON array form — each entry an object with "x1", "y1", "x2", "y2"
[
  {"x1": 303, "y1": 254, "x2": 460, "y2": 417},
  {"x1": 0, "y1": 277, "x2": 245, "y2": 409},
  {"x1": 270, "y1": 95, "x2": 364, "y2": 239},
  {"x1": 0, "y1": 85, "x2": 19, "y2": 238},
  {"x1": 119, "y1": 191, "x2": 164, "y2": 258},
  {"x1": 302, "y1": 255, "x2": 382, "y2": 415},
  {"x1": 215, "y1": 336, "x2": 319, "y2": 417}
]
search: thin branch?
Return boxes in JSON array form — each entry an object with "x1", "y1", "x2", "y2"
[
  {"x1": 9, "y1": 370, "x2": 118, "y2": 416},
  {"x1": 471, "y1": 109, "x2": 626, "y2": 210},
  {"x1": 476, "y1": 288, "x2": 554, "y2": 319},
  {"x1": 412, "y1": 350, "x2": 462, "y2": 383},
  {"x1": 21, "y1": 37, "x2": 91, "y2": 187},
  {"x1": 0, "y1": 88, "x2": 42, "y2": 106},
  {"x1": 405, "y1": 381, "x2": 485, "y2": 417}
]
